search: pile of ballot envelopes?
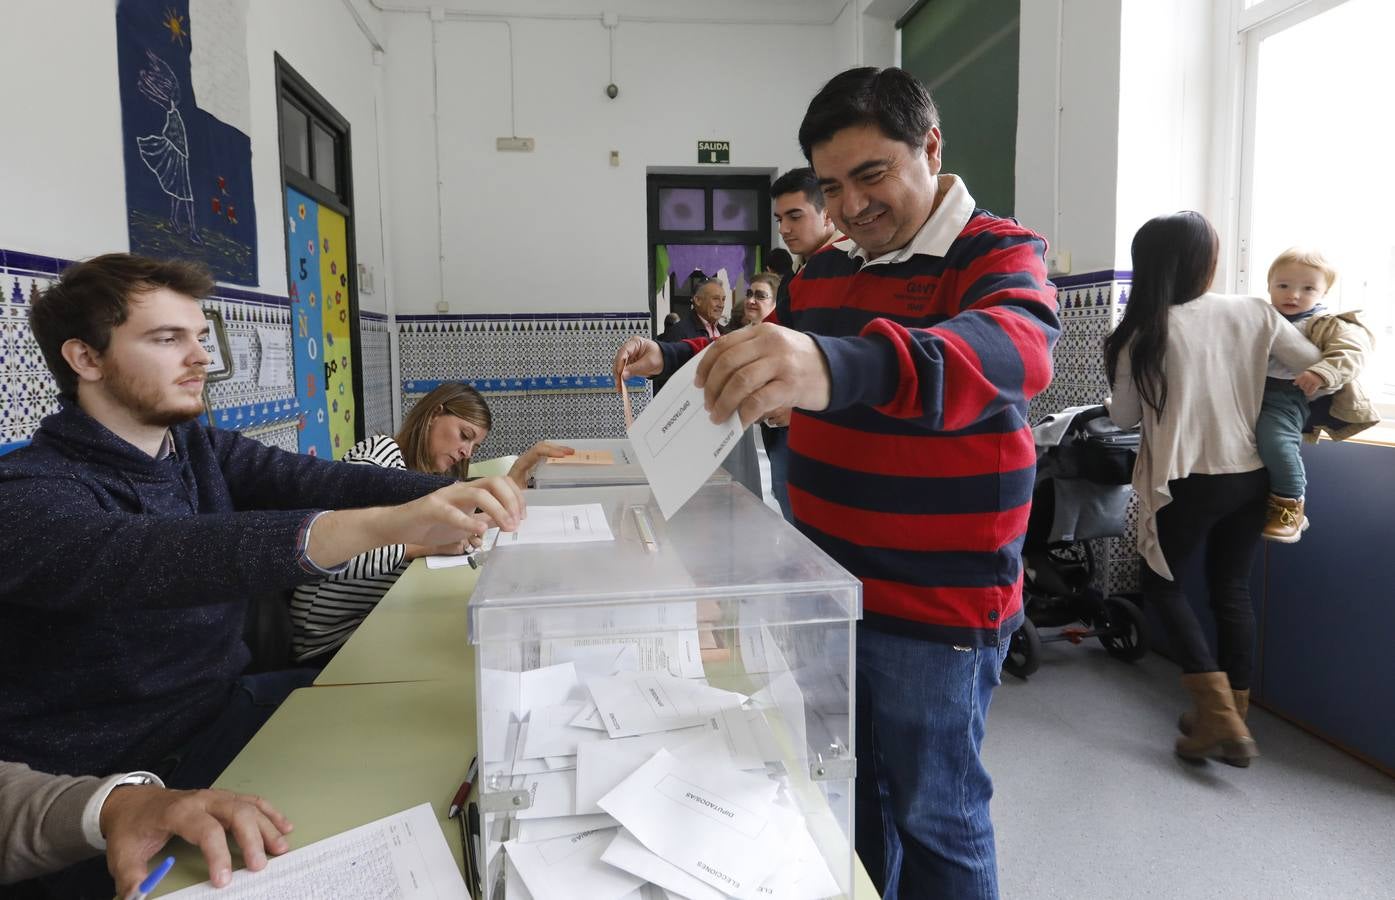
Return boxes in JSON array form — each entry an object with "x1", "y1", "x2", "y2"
[{"x1": 477, "y1": 638, "x2": 848, "y2": 900}]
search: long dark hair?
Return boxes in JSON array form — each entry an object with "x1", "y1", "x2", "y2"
[{"x1": 1104, "y1": 211, "x2": 1219, "y2": 416}]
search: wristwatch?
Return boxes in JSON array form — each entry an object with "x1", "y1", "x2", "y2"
[
  {"x1": 112, "y1": 771, "x2": 161, "y2": 789},
  {"x1": 85, "y1": 771, "x2": 165, "y2": 849}
]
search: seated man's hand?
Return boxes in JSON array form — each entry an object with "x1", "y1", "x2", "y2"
[
  {"x1": 507, "y1": 441, "x2": 575, "y2": 489},
  {"x1": 695, "y1": 323, "x2": 830, "y2": 428},
  {"x1": 613, "y1": 336, "x2": 663, "y2": 383},
  {"x1": 1294, "y1": 370, "x2": 1326, "y2": 398},
  {"x1": 390, "y1": 476, "x2": 525, "y2": 547},
  {"x1": 101, "y1": 785, "x2": 293, "y2": 898}
]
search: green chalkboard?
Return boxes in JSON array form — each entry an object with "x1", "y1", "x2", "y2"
[{"x1": 899, "y1": 0, "x2": 1020, "y2": 217}]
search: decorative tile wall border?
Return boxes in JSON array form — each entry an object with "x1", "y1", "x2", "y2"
[
  {"x1": 397, "y1": 312, "x2": 654, "y2": 458},
  {"x1": 1034, "y1": 270, "x2": 1141, "y2": 597},
  {"x1": 0, "y1": 249, "x2": 394, "y2": 459},
  {"x1": 359, "y1": 310, "x2": 393, "y2": 439}
]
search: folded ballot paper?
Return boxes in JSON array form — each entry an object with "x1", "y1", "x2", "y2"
[
  {"x1": 584, "y1": 671, "x2": 746, "y2": 738},
  {"x1": 506, "y1": 827, "x2": 644, "y2": 900},
  {"x1": 477, "y1": 655, "x2": 844, "y2": 899},
  {"x1": 597, "y1": 748, "x2": 796, "y2": 899}
]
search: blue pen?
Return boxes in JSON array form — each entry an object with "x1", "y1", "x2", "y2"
[{"x1": 129, "y1": 856, "x2": 176, "y2": 900}]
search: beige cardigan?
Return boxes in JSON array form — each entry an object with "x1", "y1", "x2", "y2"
[
  {"x1": 0, "y1": 762, "x2": 120, "y2": 883},
  {"x1": 1107, "y1": 293, "x2": 1322, "y2": 580}
]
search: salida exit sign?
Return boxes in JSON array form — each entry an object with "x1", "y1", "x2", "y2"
[{"x1": 698, "y1": 140, "x2": 730, "y2": 164}]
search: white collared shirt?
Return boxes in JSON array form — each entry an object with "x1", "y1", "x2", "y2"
[{"x1": 843, "y1": 174, "x2": 975, "y2": 267}]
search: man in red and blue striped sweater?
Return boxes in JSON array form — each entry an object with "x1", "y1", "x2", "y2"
[{"x1": 615, "y1": 67, "x2": 1058, "y2": 899}]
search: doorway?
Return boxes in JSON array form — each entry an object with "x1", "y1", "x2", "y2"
[
  {"x1": 275, "y1": 55, "x2": 363, "y2": 459},
  {"x1": 646, "y1": 173, "x2": 771, "y2": 336}
]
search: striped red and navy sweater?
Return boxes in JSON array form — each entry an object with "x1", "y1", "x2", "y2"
[{"x1": 660, "y1": 207, "x2": 1059, "y2": 646}]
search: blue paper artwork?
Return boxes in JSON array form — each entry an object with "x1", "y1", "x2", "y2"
[{"x1": 116, "y1": 0, "x2": 258, "y2": 284}]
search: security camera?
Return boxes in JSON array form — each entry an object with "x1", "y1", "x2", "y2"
[{"x1": 606, "y1": 83, "x2": 619, "y2": 99}]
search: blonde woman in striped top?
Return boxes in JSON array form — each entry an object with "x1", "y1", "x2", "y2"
[{"x1": 290, "y1": 382, "x2": 572, "y2": 663}]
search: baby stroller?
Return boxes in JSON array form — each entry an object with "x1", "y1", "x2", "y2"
[{"x1": 1004, "y1": 405, "x2": 1149, "y2": 679}]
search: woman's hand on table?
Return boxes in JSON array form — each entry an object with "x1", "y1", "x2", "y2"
[{"x1": 507, "y1": 442, "x2": 575, "y2": 489}]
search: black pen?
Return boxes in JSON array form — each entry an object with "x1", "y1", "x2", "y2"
[
  {"x1": 466, "y1": 802, "x2": 483, "y2": 899},
  {"x1": 455, "y1": 807, "x2": 474, "y2": 896}
]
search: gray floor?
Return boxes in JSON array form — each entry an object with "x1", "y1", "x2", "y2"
[
  {"x1": 986, "y1": 643, "x2": 1395, "y2": 899},
  {"x1": 755, "y1": 436, "x2": 1394, "y2": 898}
]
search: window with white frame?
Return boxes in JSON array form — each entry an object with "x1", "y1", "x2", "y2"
[{"x1": 1236, "y1": 0, "x2": 1394, "y2": 418}]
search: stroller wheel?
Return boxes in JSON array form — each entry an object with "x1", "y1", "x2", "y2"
[
  {"x1": 1098, "y1": 595, "x2": 1148, "y2": 662},
  {"x1": 1003, "y1": 619, "x2": 1042, "y2": 679}
]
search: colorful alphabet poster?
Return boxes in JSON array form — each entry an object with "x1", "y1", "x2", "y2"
[
  {"x1": 317, "y1": 206, "x2": 356, "y2": 458},
  {"x1": 287, "y1": 189, "x2": 327, "y2": 456}
]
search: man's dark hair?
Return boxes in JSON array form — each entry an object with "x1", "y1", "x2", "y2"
[
  {"x1": 29, "y1": 253, "x2": 214, "y2": 397},
  {"x1": 765, "y1": 248, "x2": 794, "y2": 278},
  {"x1": 770, "y1": 167, "x2": 826, "y2": 212},
  {"x1": 798, "y1": 66, "x2": 940, "y2": 161}
]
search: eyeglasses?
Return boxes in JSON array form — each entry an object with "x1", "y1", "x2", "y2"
[{"x1": 745, "y1": 289, "x2": 772, "y2": 300}]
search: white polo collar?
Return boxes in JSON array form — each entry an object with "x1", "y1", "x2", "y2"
[{"x1": 845, "y1": 174, "x2": 974, "y2": 267}]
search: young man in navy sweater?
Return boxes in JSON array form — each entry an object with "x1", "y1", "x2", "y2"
[
  {"x1": 614, "y1": 68, "x2": 1059, "y2": 899},
  {"x1": 0, "y1": 254, "x2": 523, "y2": 893}
]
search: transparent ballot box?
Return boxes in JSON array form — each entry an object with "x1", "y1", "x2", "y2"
[
  {"x1": 469, "y1": 482, "x2": 861, "y2": 900},
  {"x1": 530, "y1": 437, "x2": 733, "y2": 489}
]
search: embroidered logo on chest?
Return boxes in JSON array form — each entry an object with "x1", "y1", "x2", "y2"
[{"x1": 884, "y1": 276, "x2": 941, "y2": 314}]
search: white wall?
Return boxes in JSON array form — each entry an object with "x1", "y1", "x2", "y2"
[
  {"x1": 0, "y1": 0, "x2": 126, "y2": 266},
  {"x1": 1114, "y1": 0, "x2": 1217, "y2": 269},
  {"x1": 0, "y1": 0, "x2": 390, "y2": 306},
  {"x1": 858, "y1": 0, "x2": 904, "y2": 70},
  {"x1": 1015, "y1": 0, "x2": 1228, "y2": 276},
  {"x1": 1014, "y1": 0, "x2": 1123, "y2": 275},
  {"x1": 378, "y1": 3, "x2": 850, "y2": 316}
]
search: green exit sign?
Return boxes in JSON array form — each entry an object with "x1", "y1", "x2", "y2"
[{"x1": 698, "y1": 140, "x2": 730, "y2": 164}]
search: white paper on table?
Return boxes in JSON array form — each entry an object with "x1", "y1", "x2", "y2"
[
  {"x1": 515, "y1": 811, "x2": 619, "y2": 843},
  {"x1": 627, "y1": 345, "x2": 742, "y2": 519},
  {"x1": 541, "y1": 630, "x2": 705, "y2": 680},
  {"x1": 597, "y1": 748, "x2": 794, "y2": 899},
  {"x1": 424, "y1": 526, "x2": 501, "y2": 568},
  {"x1": 494, "y1": 504, "x2": 615, "y2": 546},
  {"x1": 505, "y1": 827, "x2": 644, "y2": 900},
  {"x1": 586, "y1": 671, "x2": 746, "y2": 738},
  {"x1": 424, "y1": 554, "x2": 468, "y2": 569},
  {"x1": 574, "y1": 728, "x2": 722, "y2": 815},
  {"x1": 602, "y1": 828, "x2": 725, "y2": 900},
  {"x1": 544, "y1": 755, "x2": 576, "y2": 771},
  {"x1": 163, "y1": 802, "x2": 465, "y2": 898}
]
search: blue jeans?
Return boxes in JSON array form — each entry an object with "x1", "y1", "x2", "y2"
[
  {"x1": 855, "y1": 627, "x2": 1011, "y2": 900},
  {"x1": 1256, "y1": 381, "x2": 1309, "y2": 498}
]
